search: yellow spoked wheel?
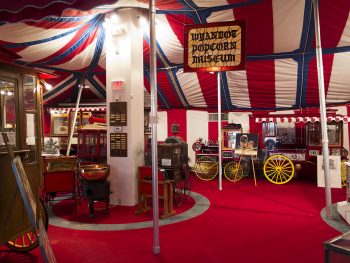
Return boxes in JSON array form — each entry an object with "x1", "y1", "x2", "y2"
[
  {"x1": 263, "y1": 154, "x2": 295, "y2": 184},
  {"x1": 194, "y1": 156, "x2": 218, "y2": 181},
  {"x1": 224, "y1": 161, "x2": 243, "y2": 182},
  {"x1": 341, "y1": 161, "x2": 347, "y2": 187}
]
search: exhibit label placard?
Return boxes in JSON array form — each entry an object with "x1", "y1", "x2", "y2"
[{"x1": 184, "y1": 21, "x2": 245, "y2": 72}]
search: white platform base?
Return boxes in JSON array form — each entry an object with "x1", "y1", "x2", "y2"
[{"x1": 337, "y1": 201, "x2": 350, "y2": 224}]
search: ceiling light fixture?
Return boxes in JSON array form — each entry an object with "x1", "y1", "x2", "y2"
[{"x1": 44, "y1": 82, "x2": 53, "y2": 90}]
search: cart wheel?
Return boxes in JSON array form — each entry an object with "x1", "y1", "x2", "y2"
[
  {"x1": 173, "y1": 179, "x2": 183, "y2": 207},
  {"x1": 224, "y1": 161, "x2": 243, "y2": 182},
  {"x1": 74, "y1": 179, "x2": 83, "y2": 213},
  {"x1": 183, "y1": 178, "x2": 192, "y2": 200},
  {"x1": 6, "y1": 197, "x2": 48, "y2": 252},
  {"x1": 43, "y1": 192, "x2": 56, "y2": 207},
  {"x1": 263, "y1": 154, "x2": 295, "y2": 184},
  {"x1": 194, "y1": 156, "x2": 218, "y2": 181},
  {"x1": 182, "y1": 164, "x2": 191, "y2": 200}
]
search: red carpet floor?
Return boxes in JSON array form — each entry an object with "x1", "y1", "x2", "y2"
[{"x1": 0, "y1": 174, "x2": 347, "y2": 263}]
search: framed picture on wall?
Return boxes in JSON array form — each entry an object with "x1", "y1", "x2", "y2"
[
  {"x1": 51, "y1": 113, "x2": 69, "y2": 136},
  {"x1": 42, "y1": 137, "x2": 60, "y2": 156}
]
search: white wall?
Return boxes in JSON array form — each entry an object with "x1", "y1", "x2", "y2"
[
  {"x1": 157, "y1": 111, "x2": 168, "y2": 141},
  {"x1": 228, "y1": 112, "x2": 251, "y2": 133},
  {"x1": 187, "y1": 110, "x2": 209, "y2": 167}
]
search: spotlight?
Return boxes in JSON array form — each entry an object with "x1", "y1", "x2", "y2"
[
  {"x1": 110, "y1": 13, "x2": 119, "y2": 24},
  {"x1": 138, "y1": 15, "x2": 148, "y2": 29},
  {"x1": 44, "y1": 83, "x2": 53, "y2": 90}
]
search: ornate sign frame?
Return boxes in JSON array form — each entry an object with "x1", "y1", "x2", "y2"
[{"x1": 184, "y1": 21, "x2": 246, "y2": 72}]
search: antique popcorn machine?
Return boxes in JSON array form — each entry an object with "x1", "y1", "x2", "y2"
[{"x1": 157, "y1": 135, "x2": 191, "y2": 206}]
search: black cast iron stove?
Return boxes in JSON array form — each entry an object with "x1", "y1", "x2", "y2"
[
  {"x1": 82, "y1": 180, "x2": 110, "y2": 217},
  {"x1": 80, "y1": 164, "x2": 111, "y2": 217}
]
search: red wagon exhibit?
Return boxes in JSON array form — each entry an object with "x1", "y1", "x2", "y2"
[{"x1": 193, "y1": 108, "x2": 349, "y2": 185}]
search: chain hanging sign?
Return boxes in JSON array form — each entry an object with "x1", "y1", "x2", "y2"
[{"x1": 184, "y1": 21, "x2": 245, "y2": 72}]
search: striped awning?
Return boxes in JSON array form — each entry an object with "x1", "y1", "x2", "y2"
[
  {"x1": 255, "y1": 116, "x2": 350, "y2": 124},
  {"x1": 48, "y1": 107, "x2": 106, "y2": 113}
]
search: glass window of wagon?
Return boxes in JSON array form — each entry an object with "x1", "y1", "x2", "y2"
[
  {"x1": 276, "y1": 122, "x2": 296, "y2": 144},
  {"x1": 262, "y1": 122, "x2": 276, "y2": 137},
  {"x1": 327, "y1": 122, "x2": 341, "y2": 146},
  {"x1": 307, "y1": 122, "x2": 341, "y2": 146},
  {"x1": 24, "y1": 75, "x2": 38, "y2": 163},
  {"x1": 0, "y1": 78, "x2": 17, "y2": 146}
]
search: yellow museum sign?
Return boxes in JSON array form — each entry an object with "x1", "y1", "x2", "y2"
[{"x1": 184, "y1": 21, "x2": 245, "y2": 72}]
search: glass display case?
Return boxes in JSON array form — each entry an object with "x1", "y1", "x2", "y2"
[
  {"x1": 221, "y1": 123, "x2": 243, "y2": 150},
  {"x1": 324, "y1": 230, "x2": 350, "y2": 263},
  {"x1": 77, "y1": 129, "x2": 107, "y2": 163},
  {"x1": 307, "y1": 122, "x2": 341, "y2": 146},
  {"x1": 0, "y1": 78, "x2": 16, "y2": 146},
  {"x1": 262, "y1": 122, "x2": 296, "y2": 146},
  {"x1": 50, "y1": 110, "x2": 95, "y2": 154},
  {"x1": 0, "y1": 63, "x2": 43, "y2": 247}
]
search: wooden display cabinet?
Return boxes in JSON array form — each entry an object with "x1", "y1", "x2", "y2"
[{"x1": 0, "y1": 63, "x2": 43, "y2": 246}]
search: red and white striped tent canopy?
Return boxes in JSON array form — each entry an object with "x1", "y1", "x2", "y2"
[{"x1": 0, "y1": 0, "x2": 350, "y2": 110}]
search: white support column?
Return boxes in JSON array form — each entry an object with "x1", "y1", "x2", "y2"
[
  {"x1": 106, "y1": 8, "x2": 145, "y2": 206},
  {"x1": 66, "y1": 82, "x2": 83, "y2": 156},
  {"x1": 217, "y1": 72, "x2": 222, "y2": 191},
  {"x1": 312, "y1": 0, "x2": 332, "y2": 218}
]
